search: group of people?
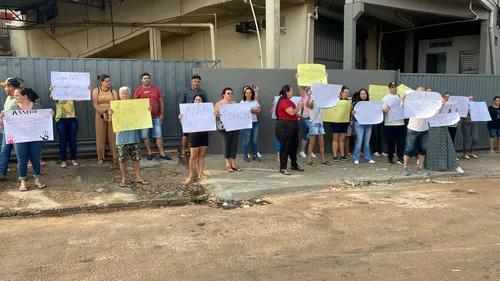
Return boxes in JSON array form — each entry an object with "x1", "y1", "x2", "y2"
[{"x1": 1, "y1": 71, "x2": 500, "y2": 190}]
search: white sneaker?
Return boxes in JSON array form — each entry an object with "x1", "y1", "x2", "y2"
[
  {"x1": 299, "y1": 151, "x2": 307, "y2": 158},
  {"x1": 373, "y1": 152, "x2": 381, "y2": 157},
  {"x1": 367, "y1": 160, "x2": 376, "y2": 164},
  {"x1": 311, "y1": 152, "x2": 317, "y2": 158},
  {"x1": 470, "y1": 153, "x2": 479, "y2": 159},
  {"x1": 247, "y1": 153, "x2": 251, "y2": 159},
  {"x1": 456, "y1": 167, "x2": 464, "y2": 174},
  {"x1": 257, "y1": 152, "x2": 263, "y2": 158},
  {"x1": 416, "y1": 159, "x2": 420, "y2": 165},
  {"x1": 354, "y1": 160, "x2": 360, "y2": 165},
  {"x1": 381, "y1": 152, "x2": 388, "y2": 157}
]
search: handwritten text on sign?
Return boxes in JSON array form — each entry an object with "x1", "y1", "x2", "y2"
[
  {"x1": 220, "y1": 103, "x2": 252, "y2": 132},
  {"x1": 311, "y1": 83, "x2": 341, "y2": 108},
  {"x1": 179, "y1": 103, "x2": 216, "y2": 133},
  {"x1": 110, "y1": 99, "x2": 153, "y2": 132},
  {"x1": 297, "y1": 64, "x2": 327, "y2": 86},
  {"x1": 388, "y1": 97, "x2": 404, "y2": 121},
  {"x1": 448, "y1": 96, "x2": 470, "y2": 118},
  {"x1": 51, "y1": 71, "x2": 91, "y2": 100},
  {"x1": 322, "y1": 100, "x2": 351, "y2": 123},
  {"x1": 3, "y1": 109, "x2": 54, "y2": 144},
  {"x1": 354, "y1": 101, "x2": 383, "y2": 125},
  {"x1": 403, "y1": 91, "x2": 442, "y2": 119},
  {"x1": 368, "y1": 85, "x2": 388, "y2": 102},
  {"x1": 429, "y1": 112, "x2": 460, "y2": 127}
]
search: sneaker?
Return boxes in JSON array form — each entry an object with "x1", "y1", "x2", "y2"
[
  {"x1": 381, "y1": 152, "x2": 388, "y2": 157},
  {"x1": 243, "y1": 156, "x2": 251, "y2": 162},
  {"x1": 333, "y1": 157, "x2": 340, "y2": 162},
  {"x1": 247, "y1": 153, "x2": 252, "y2": 159},
  {"x1": 354, "y1": 160, "x2": 360, "y2": 165},
  {"x1": 401, "y1": 168, "x2": 409, "y2": 176},
  {"x1": 489, "y1": 150, "x2": 495, "y2": 154},
  {"x1": 367, "y1": 159, "x2": 376, "y2": 164},
  {"x1": 388, "y1": 159, "x2": 394, "y2": 164},
  {"x1": 340, "y1": 156, "x2": 348, "y2": 161},
  {"x1": 463, "y1": 154, "x2": 470, "y2": 159},
  {"x1": 373, "y1": 152, "x2": 381, "y2": 157},
  {"x1": 456, "y1": 157, "x2": 459, "y2": 161},
  {"x1": 456, "y1": 167, "x2": 465, "y2": 174},
  {"x1": 416, "y1": 159, "x2": 420, "y2": 165},
  {"x1": 397, "y1": 158, "x2": 403, "y2": 165},
  {"x1": 299, "y1": 151, "x2": 307, "y2": 158},
  {"x1": 470, "y1": 153, "x2": 479, "y2": 159},
  {"x1": 257, "y1": 152, "x2": 263, "y2": 158},
  {"x1": 311, "y1": 152, "x2": 317, "y2": 158},
  {"x1": 159, "y1": 154, "x2": 171, "y2": 160},
  {"x1": 417, "y1": 168, "x2": 431, "y2": 176},
  {"x1": 252, "y1": 155, "x2": 261, "y2": 162}
]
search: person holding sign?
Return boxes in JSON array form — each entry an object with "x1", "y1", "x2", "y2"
[
  {"x1": 0, "y1": 77, "x2": 19, "y2": 182},
  {"x1": 295, "y1": 74, "x2": 313, "y2": 159},
  {"x1": 49, "y1": 85, "x2": 91, "y2": 168},
  {"x1": 443, "y1": 93, "x2": 459, "y2": 144},
  {"x1": 351, "y1": 89, "x2": 376, "y2": 165},
  {"x1": 109, "y1": 87, "x2": 149, "y2": 187},
  {"x1": 134, "y1": 73, "x2": 171, "y2": 161},
  {"x1": 92, "y1": 74, "x2": 118, "y2": 165},
  {"x1": 460, "y1": 96, "x2": 479, "y2": 159},
  {"x1": 330, "y1": 86, "x2": 351, "y2": 162},
  {"x1": 381, "y1": 82, "x2": 405, "y2": 165},
  {"x1": 178, "y1": 94, "x2": 210, "y2": 184},
  {"x1": 276, "y1": 85, "x2": 304, "y2": 175},
  {"x1": 1, "y1": 88, "x2": 52, "y2": 191},
  {"x1": 488, "y1": 96, "x2": 500, "y2": 153},
  {"x1": 240, "y1": 86, "x2": 261, "y2": 162},
  {"x1": 214, "y1": 87, "x2": 242, "y2": 172},
  {"x1": 304, "y1": 87, "x2": 331, "y2": 166}
]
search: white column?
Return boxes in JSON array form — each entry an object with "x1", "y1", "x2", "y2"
[
  {"x1": 149, "y1": 28, "x2": 162, "y2": 60},
  {"x1": 343, "y1": 2, "x2": 364, "y2": 70},
  {"x1": 266, "y1": 0, "x2": 280, "y2": 68},
  {"x1": 479, "y1": 20, "x2": 489, "y2": 74}
]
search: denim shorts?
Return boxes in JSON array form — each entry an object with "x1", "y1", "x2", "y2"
[
  {"x1": 140, "y1": 117, "x2": 162, "y2": 139},
  {"x1": 488, "y1": 128, "x2": 500, "y2": 138},
  {"x1": 309, "y1": 122, "x2": 325, "y2": 135},
  {"x1": 404, "y1": 129, "x2": 429, "y2": 157},
  {"x1": 301, "y1": 117, "x2": 310, "y2": 141}
]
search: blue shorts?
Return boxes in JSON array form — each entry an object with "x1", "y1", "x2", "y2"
[
  {"x1": 301, "y1": 117, "x2": 310, "y2": 141},
  {"x1": 404, "y1": 129, "x2": 429, "y2": 157},
  {"x1": 140, "y1": 117, "x2": 162, "y2": 139},
  {"x1": 331, "y1": 123, "x2": 349, "y2": 134},
  {"x1": 309, "y1": 122, "x2": 325, "y2": 135},
  {"x1": 488, "y1": 128, "x2": 500, "y2": 138}
]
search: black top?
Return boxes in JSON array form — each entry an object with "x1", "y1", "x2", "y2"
[{"x1": 488, "y1": 105, "x2": 500, "y2": 129}]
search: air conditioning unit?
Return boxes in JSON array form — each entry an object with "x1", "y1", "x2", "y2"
[{"x1": 235, "y1": 21, "x2": 261, "y2": 34}]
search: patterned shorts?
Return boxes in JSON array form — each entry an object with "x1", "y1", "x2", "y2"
[{"x1": 117, "y1": 143, "x2": 141, "y2": 163}]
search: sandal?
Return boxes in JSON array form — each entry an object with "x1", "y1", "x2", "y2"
[
  {"x1": 279, "y1": 169, "x2": 291, "y2": 175},
  {"x1": 231, "y1": 166, "x2": 242, "y2": 172},
  {"x1": 19, "y1": 185, "x2": 28, "y2": 192},
  {"x1": 135, "y1": 180, "x2": 150, "y2": 185},
  {"x1": 198, "y1": 175, "x2": 208, "y2": 180},
  {"x1": 72, "y1": 160, "x2": 79, "y2": 167},
  {"x1": 226, "y1": 166, "x2": 234, "y2": 172},
  {"x1": 97, "y1": 160, "x2": 104, "y2": 165},
  {"x1": 180, "y1": 153, "x2": 187, "y2": 158},
  {"x1": 60, "y1": 161, "x2": 67, "y2": 168},
  {"x1": 40, "y1": 161, "x2": 47, "y2": 168},
  {"x1": 321, "y1": 161, "x2": 332, "y2": 166},
  {"x1": 34, "y1": 183, "x2": 46, "y2": 189},
  {"x1": 184, "y1": 177, "x2": 195, "y2": 184},
  {"x1": 290, "y1": 165, "x2": 304, "y2": 171},
  {"x1": 119, "y1": 182, "x2": 128, "y2": 187},
  {"x1": 306, "y1": 161, "x2": 316, "y2": 166}
]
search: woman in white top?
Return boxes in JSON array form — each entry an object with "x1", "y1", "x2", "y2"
[
  {"x1": 305, "y1": 88, "x2": 331, "y2": 166},
  {"x1": 240, "y1": 86, "x2": 261, "y2": 162}
]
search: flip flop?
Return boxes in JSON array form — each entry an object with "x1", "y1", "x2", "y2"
[
  {"x1": 135, "y1": 180, "x2": 150, "y2": 185},
  {"x1": 321, "y1": 161, "x2": 332, "y2": 166},
  {"x1": 231, "y1": 166, "x2": 242, "y2": 172},
  {"x1": 34, "y1": 183, "x2": 46, "y2": 189},
  {"x1": 226, "y1": 166, "x2": 234, "y2": 172},
  {"x1": 19, "y1": 185, "x2": 28, "y2": 192},
  {"x1": 119, "y1": 182, "x2": 127, "y2": 187},
  {"x1": 40, "y1": 162, "x2": 47, "y2": 168},
  {"x1": 306, "y1": 161, "x2": 316, "y2": 166},
  {"x1": 147, "y1": 154, "x2": 153, "y2": 161}
]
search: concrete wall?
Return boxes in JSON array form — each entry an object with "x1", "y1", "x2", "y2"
[
  {"x1": 193, "y1": 68, "x2": 397, "y2": 154},
  {"x1": 417, "y1": 35, "x2": 480, "y2": 74}
]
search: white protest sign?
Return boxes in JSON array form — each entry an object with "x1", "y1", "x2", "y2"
[
  {"x1": 51, "y1": 71, "x2": 91, "y2": 100},
  {"x1": 448, "y1": 96, "x2": 470, "y2": 118},
  {"x1": 469, "y1": 101, "x2": 492, "y2": 121},
  {"x1": 3, "y1": 109, "x2": 54, "y2": 144},
  {"x1": 403, "y1": 91, "x2": 442, "y2": 118},
  {"x1": 179, "y1": 102, "x2": 216, "y2": 133},
  {"x1": 429, "y1": 103, "x2": 460, "y2": 127},
  {"x1": 311, "y1": 83, "x2": 341, "y2": 108},
  {"x1": 220, "y1": 103, "x2": 252, "y2": 132},
  {"x1": 388, "y1": 97, "x2": 404, "y2": 121},
  {"x1": 354, "y1": 101, "x2": 383, "y2": 125},
  {"x1": 272, "y1": 96, "x2": 302, "y2": 119}
]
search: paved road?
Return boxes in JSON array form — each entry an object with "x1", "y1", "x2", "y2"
[{"x1": 1, "y1": 179, "x2": 499, "y2": 281}]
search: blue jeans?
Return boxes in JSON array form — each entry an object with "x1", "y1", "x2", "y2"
[
  {"x1": 301, "y1": 117, "x2": 310, "y2": 141},
  {"x1": 0, "y1": 134, "x2": 13, "y2": 176},
  {"x1": 57, "y1": 118, "x2": 78, "y2": 161},
  {"x1": 140, "y1": 117, "x2": 163, "y2": 139},
  {"x1": 404, "y1": 129, "x2": 429, "y2": 157},
  {"x1": 13, "y1": 141, "x2": 43, "y2": 180},
  {"x1": 353, "y1": 121, "x2": 373, "y2": 162},
  {"x1": 275, "y1": 138, "x2": 280, "y2": 153},
  {"x1": 242, "y1": 121, "x2": 259, "y2": 157}
]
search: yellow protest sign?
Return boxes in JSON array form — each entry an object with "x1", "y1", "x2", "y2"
[
  {"x1": 297, "y1": 64, "x2": 327, "y2": 86},
  {"x1": 322, "y1": 100, "x2": 351, "y2": 123},
  {"x1": 110, "y1": 99, "x2": 153, "y2": 132},
  {"x1": 397, "y1": 84, "x2": 414, "y2": 96},
  {"x1": 368, "y1": 85, "x2": 388, "y2": 101}
]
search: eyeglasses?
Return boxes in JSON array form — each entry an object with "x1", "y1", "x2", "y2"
[{"x1": 226, "y1": 92, "x2": 233, "y2": 95}]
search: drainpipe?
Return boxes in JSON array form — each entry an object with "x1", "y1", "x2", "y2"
[
  {"x1": 305, "y1": 6, "x2": 318, "y2": 63},
  {"x1": 479, "y1": 0, "x2": 497, "y2": 74}
]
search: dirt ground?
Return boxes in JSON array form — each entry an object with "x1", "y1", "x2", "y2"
[{"x1": 0, "y1": 179, "x2": 499, "y2": 281}]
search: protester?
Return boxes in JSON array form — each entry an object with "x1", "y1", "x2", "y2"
[
  {"x1": 331, "y1": 86, "x2": 351, "y2": 162},
  {"x1": 401, "y1": 87, "x2": 445, "y2": 176},
  {"x1": 240, "y1": 86, "x2": 261, "y2": 162},
  {"x1": 0, "y1": 88, "x2": 50, "y2": 191},
  {"x1": 92, "y1": 74, "x2": 118, "y2": 164},
  {"x1": 275, "y1": 85, "x2": 304, "y2": 175},
  {"x1": 488, "y1": 96, "x2": 500, "y2": 153},
  {"x1": 297, "y1": 84, "x2": 312, "y2": 159},
  {"x1": 304, "y1": 87, "x2": 331, "y2": 166},
  {"x1": 134, "y1": 73, "x2": 171, "y2": 161},
  {"x1": 180, "y1": 74, "x2": 208, "y2": 158},
  {"x1": 351, "y1": 89, "x2": 376, "y2": 165},
  {"x1": 0, "y1": 78, "x2": 19, "y2": 181},
  {"x1": 109, "y1": 87, "x2": 149, "y2": 187},
  {"x1": 178, "y1": 94, "x2": 210, "y2": 183},
  {"x1": 371, "y1": 125, "x2": 386, "y2": 157},
  {"x1": 215, "y1": 87, "x2": 241, "y2": 172},
  {"x1": 382, "y1": 82, "x2": 405, "y2": 164},
  {"x1": 49, "y1": 85, "x2": 91, "y2": 168},
  {"x1": 461, "y1": 96, "x2": 479, "y2": 159},
  {"x1": 247, "y1": 85, "x2": 263, "y2": 159},
  {"x1": 443, "y1": 92, "x2": 459, "y2": 144}
]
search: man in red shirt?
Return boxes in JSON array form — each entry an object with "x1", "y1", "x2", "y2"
[{"x1": 134, "y1": 73, "x2": 171, "y2": 160}]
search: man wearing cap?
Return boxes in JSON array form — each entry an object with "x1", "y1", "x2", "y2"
[
  {"x1": 0, "y1": 78, "x2": 21, "y2": 181},
  {"x1": 179, "y1": 74, "x2": 208, "y2": 157},
  {"x1": 381, "y1": 82, "x2": 406, "y2": 165}
]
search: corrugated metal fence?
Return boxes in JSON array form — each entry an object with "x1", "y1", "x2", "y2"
[
  {"x1": 398, "y1": 73, "x2": 500, "y2": 150},
  {"x1": 0, "y1": 57, "x2": 221, "y2": 157}
]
